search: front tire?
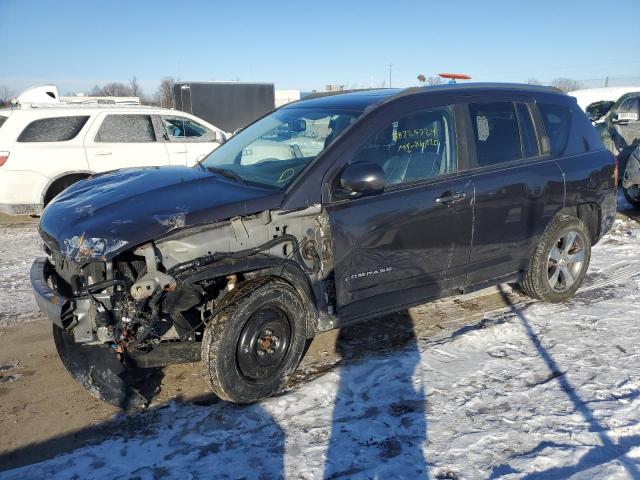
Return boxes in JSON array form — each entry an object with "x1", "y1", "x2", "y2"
[
  {"x1": 202, "y1": 279, "x2": 308, "y2": 403},
  {"x1": 520, "y1": 215, "x2": 591, "y2": 303},
  {"x1": 52, "y1": 324, "x2": 146, "y2": 407}
]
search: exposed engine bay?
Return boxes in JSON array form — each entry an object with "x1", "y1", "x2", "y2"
[{"x1": 44, "y1": 205, "x2": 332, "y2": 363}]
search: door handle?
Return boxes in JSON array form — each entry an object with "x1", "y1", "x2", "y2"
[
  {"x1": 435, "y1": 191, "x2": 466, "y2": 205},
  {"x1": 94, "y1": 151, "x2": 112, "y2": 156}
]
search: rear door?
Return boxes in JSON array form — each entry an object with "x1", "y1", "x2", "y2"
[
  {"x1": 326, "y1": 100, "x2": 474, "y2": 319},
  {"x1": 84, "y1": 113, "x2": 170, "y2": 172},
  {"x1": 159, "y1": 114, "x2": 219, "y2": 165},
  {"x1": 466, "y1": 99, "x2": 565, "y2": 286}
]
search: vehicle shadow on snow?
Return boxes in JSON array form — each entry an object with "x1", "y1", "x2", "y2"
[
  {"x1": 323, "y1": 311, "x2": 429, "y2": 479},
  {"x1": 0, "y1": 312, "x2": 430, "y2": 478},
  {"x1": 0, "y1": 390, "x2": 289, "y2": 478},
  {"x1": 488, "y1": 285, "x2": 640, "y2": 479}
]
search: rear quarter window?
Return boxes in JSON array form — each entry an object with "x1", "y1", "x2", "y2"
[
  {"x1": 538, "y1": 104, "x2": 571, "y2": 155},
  {"x1": 0, "y1": 116, "x2": 7, "y2": 129},
  {"x1": 17, "y1": 116, "x2": 89, "y2": 142}
]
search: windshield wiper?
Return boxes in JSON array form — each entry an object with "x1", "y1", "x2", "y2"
[{"x1": 204, "y1": 166, "x2": 247, "y2": 185}]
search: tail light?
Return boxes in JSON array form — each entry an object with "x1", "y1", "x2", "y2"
[
  {"x1": 613, "y1": 152, "x2": 618, "y2": 190},
  {"x1": 0, "y1": 151, "x2": 8, "y2": 167}
]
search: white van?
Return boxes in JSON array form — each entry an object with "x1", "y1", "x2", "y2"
[{"x1": 0, "y1": 105, "x2": 227, "y2": 215}]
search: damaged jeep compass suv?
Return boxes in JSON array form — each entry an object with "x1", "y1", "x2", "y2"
[{"x1": 31, "y1": 84, "x2": 616, "y2": 406}]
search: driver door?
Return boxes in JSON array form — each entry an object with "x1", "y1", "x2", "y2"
[{"x1": 325, "y1": 102, "x2": 474, "y2": 320}]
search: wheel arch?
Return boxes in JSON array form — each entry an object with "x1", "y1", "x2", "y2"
[
  {"x1": 179, "y1": 254, "x2": 319, "y2": 338},
  {"x1": 42, "y1": 170, "x2": 94, "y2": 205},
  {"x1": 555, "y1": 202, "x2": 601, "y2": 245}
]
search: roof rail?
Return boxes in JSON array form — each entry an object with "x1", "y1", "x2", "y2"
[
  {"x1": 397, "y1": 82, "x2": 564, "y2": 97},
  {"x1": 300, "y1": 88, "x2": 378, "y2": 101}
]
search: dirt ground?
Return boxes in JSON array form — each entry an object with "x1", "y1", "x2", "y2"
[{"x1": 0, "y1": 284, "x2": 517, "y2": 471}]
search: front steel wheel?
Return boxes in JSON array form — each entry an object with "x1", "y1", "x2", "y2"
[
  {"x1": 236, "y1": 306, "x2": 292, "y2": 383},
  {"x1": 521, "y1": 215, "x2": 591, "y2": 303},
  {"x1": 202, "y1": 279, "x2": 309, "y2": 403}
]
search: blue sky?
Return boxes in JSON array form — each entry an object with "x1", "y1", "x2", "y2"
[{"x1": 1, "y1": 0, "x2": 639, "y2": 96}]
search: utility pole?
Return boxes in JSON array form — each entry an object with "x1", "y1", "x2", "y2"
[{"x1": 389, "y1": 63, "x2": 393, "y2": 88}]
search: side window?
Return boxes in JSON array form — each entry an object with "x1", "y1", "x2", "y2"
[
  {"x1": 0, "y1": 116, "x2": 7, "y2": 129},
  {"x1": 95, "y1": 115, "x2": 156, "y2": 143},
  {"x1": 618, "y1": 96, "x2": 640, "y2": 121},
  {"x1": 162, "y1": 116, "x2": 215, "y2": 142},
  {"x1": 538, "y1": 103, "x2": 571, "y2": 155},
  {"x1": 516, "y1": 103, "x2": 540, "y2": 157},
  {"x1": 469, "y1": 102, "x2": 521, "y2": 166},
  {"x1": 348, "y1": 106, "x2": 456, "y2": 186},
  {"x1": 17, "y1": 116, "x2": 89, "y2": 142}
]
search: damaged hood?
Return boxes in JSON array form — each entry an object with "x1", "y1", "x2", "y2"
[{"x1": 39, "y1": 166, "x2": 284, "y2": 262}]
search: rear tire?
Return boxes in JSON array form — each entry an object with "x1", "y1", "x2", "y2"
[
  {"x1": 520, "y1": 215, "x2": 591, "y2": 303},
  {"x1": 202, "y1": 279, "x2": 308, "y2": 404},
  {"x1": 623, "y1": 185, "x2": 640, "y2": 209}
]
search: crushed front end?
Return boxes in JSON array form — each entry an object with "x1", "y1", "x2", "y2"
[{"x1": 31, "y1": 204, "x2": 333, "y2": 407}]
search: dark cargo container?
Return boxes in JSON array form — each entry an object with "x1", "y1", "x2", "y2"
[{"x1": 173, "y1": 82, "x2": 275, "y2": 133}]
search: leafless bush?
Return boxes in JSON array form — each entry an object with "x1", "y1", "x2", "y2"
[
  {"x1": 0, "y1": 86, "x2": 15, "y2": 107},
  {"x1": 551, "y1": 77, "x2": 583, "y2": 93}
]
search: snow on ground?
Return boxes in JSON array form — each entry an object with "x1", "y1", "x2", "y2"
[
  {"x1": 2, "y1": 218, "x2": 640, "y2": 479},
  {"x1": 0, "y1": 224, "x2": 40, "y2": 326}
]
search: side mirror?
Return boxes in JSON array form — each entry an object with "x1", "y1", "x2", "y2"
[{"x1": 340, "y1": 162, "x2": 385, "y2": 195}]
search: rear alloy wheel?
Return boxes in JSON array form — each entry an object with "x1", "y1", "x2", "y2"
[
  {"x1": 520, "y1": 215, "x2": 591, "y2": 303},
  {"x1": 202, "y1": 279, "x2": 308, "y2": 403},
  {"x1": 546, "y1": 231, "x2": 586, "y2": 292}
]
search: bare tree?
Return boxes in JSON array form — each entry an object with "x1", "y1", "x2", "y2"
[
  {"x1": 129, "y1": 76, "x2": 142, "y2": 98},
  {"x1": 527, "y1": 78, "x2": 542, "y2": 85},
  {"x1": 91, "y1": 82, "x2": 133, "y2": 97},
  {"x1": 417, "y1": 74, "x2": 426, "y2": 84},
  {"x1": 0, "y1": 85, "x2": 15, "y2": 107},
  {"x1": 425, "y1": 76, "x2": 443, "y2": 86},
  {"x1": 154, "y1": 77, "x2": 176, "y2": 109},
  {"x1": 551, "y1": 77, "x2": 582, "y2": 93}
]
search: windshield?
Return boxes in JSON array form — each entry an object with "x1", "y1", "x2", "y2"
[{"x1": 200, "y1": 107, "x2": 362, "y2": 188}]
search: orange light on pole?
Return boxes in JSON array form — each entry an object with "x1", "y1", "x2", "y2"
[{"x1": 438, "y1": 73, "x2": 472, "y2": 81}]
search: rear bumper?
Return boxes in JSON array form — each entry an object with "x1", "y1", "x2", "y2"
[
  {"x1": 0, "y1": 203, "x2": 42, "y2": 215},
  {"x1": 0, "y1": 170, "x2": 48, "y2": 212},
  {"x1": 30, "y1": 257, "x2": 68, "y2": 328}
]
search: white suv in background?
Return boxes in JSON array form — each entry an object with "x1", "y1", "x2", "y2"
[{"x1": 0, "y1": 105, "x2": 227, "y2": 215}]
